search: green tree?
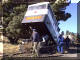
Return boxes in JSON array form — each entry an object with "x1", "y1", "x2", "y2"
[
  {"x1": 3, "y1": 1, "x2": 28, "y2": 43},
  {"x1": 77, "y1": 33, "x2": 80, "y2": 43},
  {"x1": 51, "y1": 0, "x2": 71, "y2": 21},
  {"x1": 66, "y1": 30, "x2": 70, "y2": 35},
  {"x1": 0, "y1": 2, "x2": 2, "y2": 24},
  {"x1": 3, "y1": 0, "x2": 71, "y2": 44}
]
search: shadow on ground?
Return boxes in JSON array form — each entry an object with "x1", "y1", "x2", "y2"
[{"x1": 69, "y1": 44, "x2": 80, "y2": 53}]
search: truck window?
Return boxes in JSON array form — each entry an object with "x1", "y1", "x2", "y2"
[{"x1": 28, "y1": 4, "x2": 46, "y2": 10}]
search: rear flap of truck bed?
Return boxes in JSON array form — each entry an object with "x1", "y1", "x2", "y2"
[{"x1": 22, "y1": 15, "x2": 46, "y2": 23}]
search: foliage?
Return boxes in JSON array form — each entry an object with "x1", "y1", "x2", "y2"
[
  {"x1": 77, "y1": 33, "x2": 80, "y2": 43},
  {"x1": 3, "y1": 2, "x2": 28, "y2": 43},
  {"x1": 3, "y1": 0, "x2": 71, "y2": 44},
  {"x1": 51, "y1": 0, "x2": 71, "y2": 21},
  {"x1": 0, "y1": 2, "x2": 2, "y2": 24},
  {"x1": 66, "y1": 30, "x2": 70, "y2": 35}
]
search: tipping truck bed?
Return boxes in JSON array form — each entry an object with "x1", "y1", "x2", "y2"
[{"x1": 22, "y1": 2, "x2": 59, "y2": 43}]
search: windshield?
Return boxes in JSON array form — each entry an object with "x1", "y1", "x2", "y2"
[{"x1": 28, "y1": 4, "x2": 46, "y2": 10}]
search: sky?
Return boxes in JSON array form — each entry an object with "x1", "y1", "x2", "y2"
[
  {"x1": 59, "y1": 0, "x2": 80, "y2": 34},
  {"x1": 71, "y1": 0, "x2": 80, "y2": 3}
]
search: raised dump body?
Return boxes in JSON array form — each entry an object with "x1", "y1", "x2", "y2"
[{"x1": 22, "y1": 2, "x2": 59, "y2": 43}]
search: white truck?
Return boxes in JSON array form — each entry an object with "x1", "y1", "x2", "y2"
[{"x1": 22, "y1": 2, "x2": 60, "y2": 53}]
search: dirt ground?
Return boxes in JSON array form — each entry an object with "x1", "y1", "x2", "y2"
[
  {"x1": 3, "y1": 41, "x2": 34, "y2": 57},
  {"x1": 2, "y1": 37, "x2": 79, "y2": 58},
  {"x1": 3, "y1": 43, "x2": 19, "y2": 57}
]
